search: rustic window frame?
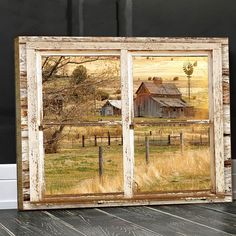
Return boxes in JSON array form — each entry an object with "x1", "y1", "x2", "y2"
[{"x1": 15, "y1": 37, "x2": 232, "y2": 210}]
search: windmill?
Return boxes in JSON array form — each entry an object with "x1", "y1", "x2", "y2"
[{"x1": 183, "y1": 61, "x2": 197, "y2": 101}]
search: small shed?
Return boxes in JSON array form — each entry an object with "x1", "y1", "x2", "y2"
[{"x1": 101, "y1": 100, "x2": 122, "y2": 116}]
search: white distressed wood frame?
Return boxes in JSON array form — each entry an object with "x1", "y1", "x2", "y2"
[
  {"x1": 15, "y1": 37, "x2": 232, "y2": 210},
  {"x1": 121, "y1": 49, "x2": 134, "y2": 198}
]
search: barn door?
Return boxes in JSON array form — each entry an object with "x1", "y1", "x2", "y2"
[{"x1": 130, "y1": 52, "x2": 213, "y2": 195}]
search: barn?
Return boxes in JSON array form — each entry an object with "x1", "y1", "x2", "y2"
[
  {"x1": 101, "y1": 100, "x2": 121, "y2": 116},
  {"x1": 134, "y1": 78, "x2": 194, "y2": 118}
]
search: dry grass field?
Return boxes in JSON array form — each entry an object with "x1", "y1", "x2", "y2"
[
  {"x1": 44, "y1": 145, "x2": 123, "y2": 195},
  {"x1": 134, "y1": 147, "x2": 210, "y2": 193},
  {"x1": 44, "y1": 145, "x2": 210, "y2": 195},
  {"x1": 44, "y1": 124, "x2": 211, "y2": 195}
]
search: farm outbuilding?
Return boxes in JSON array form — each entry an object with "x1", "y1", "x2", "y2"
[
  {"x1": 134, "y1": 78, "x2": 194, "y2": 118},
  {"x1": 101, "y1": 100, "x2": 122, "y2": 116}
]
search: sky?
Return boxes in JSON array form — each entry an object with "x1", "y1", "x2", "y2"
[{"x1": 132, "y1": 56, "x2": 208, "y2": 82}]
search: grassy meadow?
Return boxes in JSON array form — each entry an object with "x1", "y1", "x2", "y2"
[
  {"x1": 44, "y1": 145, "x2": 123, "y2": 195},
  {"x1": 44, "y1": 124, "x2": 211, "y2": 196},
  {"x1": 134, "y1": 146, "x2": 210, "y2": 193}
]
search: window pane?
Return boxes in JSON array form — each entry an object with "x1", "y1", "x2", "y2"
[
  {"x1": 134, "y1": 123, "x2": 211, "y2": 193},
  {"x1": 44, "y1": 124, "x2": 123, "y2": 195},
  {"x1": 133, "y1": 56, "x2": 209, "y2": 120},
  {"x1": 42, "y1": 55, "x2": 121, "y2": 123},
  {"x1": 42, "y1": 55, "x2": 123, "y2": 196},
  {"x1": 132, "y1": 56, "x2": 211, "y2": 193}
]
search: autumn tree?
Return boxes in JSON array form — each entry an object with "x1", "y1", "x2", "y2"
[
  {"x1": 71, "y1": 65, "x2": 88, "y2": 84},
  {"x1": 42, "y1": 56, "x2": 119, "y2": 153}
]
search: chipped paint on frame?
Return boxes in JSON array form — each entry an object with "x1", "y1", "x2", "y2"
[{"x1": 15, "y1": 37, "x2": 232, "y2": 210}]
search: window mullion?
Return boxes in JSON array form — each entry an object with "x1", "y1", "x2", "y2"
[{"x1": 121, "y1": 49, "x2": 134, "y2": 197}]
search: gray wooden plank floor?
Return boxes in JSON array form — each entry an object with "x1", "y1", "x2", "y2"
[{"x1": 0, "y1": 202, "x2": 235, "y2": 236}]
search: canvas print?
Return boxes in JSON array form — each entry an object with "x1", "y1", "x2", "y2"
[
  {"x1": 132, "y1": 56, "x2": 211, "y2": 193},
  {"x1": 15, "y1": 37, "x2": 231, "y2": 210},
  {"x1": 42, "y1": 55, "x2": 124, "y2": 196}
]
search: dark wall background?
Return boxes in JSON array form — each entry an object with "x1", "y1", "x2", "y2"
[{"x1": 0, "y1": 0, "x2": 235, "y2": 164}]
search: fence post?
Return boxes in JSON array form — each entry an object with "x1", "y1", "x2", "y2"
[
  {"x1": 180, "y1": 132, "x2": 184, "y2": 153},
  {"x1": 82, "y1": 135, "x2": 85, "y2": 147},
  {"x1": 94, "y1": 135, "x2": 97, "y2": 146},
  {"x1": 99, "y1": 146, "x2": 103, "y2": 181},
  {"x1": 145, "y1": 136, "x2": 149, "y2": 165},
  {"x1": 121, "y1": 135, "x2": 123, "y2": 145},
  {"x1": 168, "y1": 134, "x2": 171, "y2": 145},
  {"x1": 208, "y1": 127, "x2": 210, "y2": 145},
  {"x1": 108, "y1": 131, "x2": 111, "y2": 146}
]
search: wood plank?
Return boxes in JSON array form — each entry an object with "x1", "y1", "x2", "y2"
[
  {"x1": 27, "y1": 48, "x2": 40, "y2": 202},
  {"x1": 224, "y1": 166, "x2": 232, "y2": 194},
  {"x1": 222, "y1": 44, "x2": 229, "y2": 70},
  {"x1": 50, "y1": 208, "x2": 157, "y2": 236},
  {"x1": 223, "y1": 104, "x2": 230, "y2": 134},
  {"x1": 101, "y1": 206, "x2": 227, "y2": 236},
  {"x1": 0, "y1": 223, "x2": 14, "y2": 236},
  {"x1": 17, "y1": 36, "x2": 229, "y2": 44},
  {"x1": 198, "y1": 202, "x2": 236, "y2": 216},
  {"x1": 19, "y1": 44, "x2": 26, "y2": 72},
  {"x1": 22, "y1": 195, "x2": 231, "y2": 210},
  {"x1": 26, "y1": 41, "x2": 221, "y2": 51},
  {"x1": 151, "y1": 204, "x2": 236, "y2": 235},
  {"x1": 35, "y1": 52, "x2": 45, "y2": 200},
  {"x1": 224, "y1": 136, "x2": 231, "y2": 161},
  {"x1": 208, "y1": 50, "x2": 216, "y2": 193},
  {"x1": 27, "y1": 50, "x2": 44, "y2": 203},
  {"x1": 212, "y1": 47, "x2": 225, "y2": 193},
  {"x1": 0, "y1": 210, "x2": 83, "y2": 236},
  {"x1": 223, "y1": 79, "x2": 230, "y2": 104},
  {"x1": 15, "y1": 38, "x2": 23, "y2": 211},
  {"x1": 121, "y1": 49, "x2": 134, "y2": 197}
]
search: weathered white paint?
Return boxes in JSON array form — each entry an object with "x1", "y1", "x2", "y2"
[
  {"x1": 36, "y1": 52, "x2": 45, "y2": 201},
  {"x1": 27, "y1": 49, "x2": 41, "y2": 202},
  {"x1": 207, "y1": 51, "x2": 216, "y2": 193},
  {"x1": 18, "y1": 36, "x2": 229, "y2": 44},
  {"x1": 26, "y1": 41, "x2": 222, "y2": 52},
  {"x1": 22, "y1": 197, "x2": 232, "y2": 211},
  {"x1": 223, "y1": 105, "x2": 231, "y2": 134},
  {"x1": 224, "y1": 136, "x2": 231, "y2": 161},
  {"x1": 16, "y1": 37, "x2": 232, "y2": 210},
  {"x1": 121, "y1": 49, "x2": 134, "y2": 197},
  {"x1": 212, "y1": 47, "x2": 225, "y2": 193}
]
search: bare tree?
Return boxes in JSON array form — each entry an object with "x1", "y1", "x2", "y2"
[{"x1": 42, "y1": 56, "x2": 119, "y2": 153}]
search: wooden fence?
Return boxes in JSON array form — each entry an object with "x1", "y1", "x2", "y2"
[
  {"x1": 62, "y1": 131, "x2": 210, "y2": 149},
  {"x1": 87, "y1": 130, "x2": 210, "y2": 180},
  {"x1": 76, "y1": 133, "x2": 208, "y2": 147}
]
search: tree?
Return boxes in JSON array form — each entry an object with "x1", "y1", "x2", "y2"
[
  {"x1": 42, "y1": 56, "x2": 119, "y2": 153},
  {"x1": 71, "y1": 65, "x2": 88, "y2": 84}
]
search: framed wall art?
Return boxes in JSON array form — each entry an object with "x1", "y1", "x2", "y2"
[{"x1": 15, "y1": 37, "x2": 232, "y2": 210}]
